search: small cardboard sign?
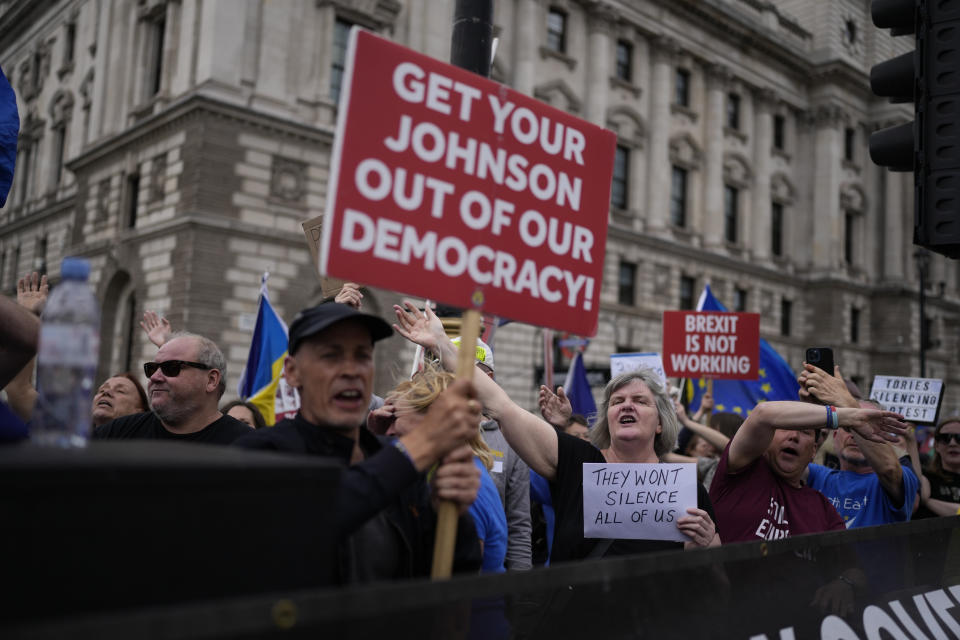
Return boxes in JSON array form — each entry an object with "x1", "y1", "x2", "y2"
[
  {"x1": 320, "y1": 29, "x2": 616, "y2": 336},
  {"x1": 869, "y1": 376, "x2": 945, "y2": 425},
  {"x1": 582, "y1": 463, "x2": 696, "y2": 542},
  {"x1": 300, "y1": 215, "x2": 346, "y2": 298},
  {"x1": 609, "y1": 352, "x2": 667, "y2": 389},
  {"x1": 662, "y1": 311, "x2": 760, "y2": 379}
]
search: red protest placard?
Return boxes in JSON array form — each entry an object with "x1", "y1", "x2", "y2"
[
  {"x1": 320, "y1": 29, "x2": 616, "y2": 336},
  {"x1": 662, "y1": 311, "x2": 761, "y2": 379}
]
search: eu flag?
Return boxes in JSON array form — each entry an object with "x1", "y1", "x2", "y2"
[
  {"x1": 685, "y1": 284, "x2": 799, "y2": 416},
  {"x1": 237, "y1": 274, "x2": 300, "y2": 425},
  {"x1": 0, "y1": 66, "x2": 19, "y2": 207},
  {"x1": 563, "y1": 351, "x2": 597, "y2": 424}
]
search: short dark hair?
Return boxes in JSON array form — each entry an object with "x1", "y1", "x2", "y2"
[
  {"x1": 567, "y1": 414, "x2": 589, "y2": 427},
  {"x1": 220, "y1": 400, "x2": 267, "y2": 429}
]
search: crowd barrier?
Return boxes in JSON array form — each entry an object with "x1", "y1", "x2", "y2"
[{"x1": 5, "y1": 459, "x2": 958, "y2": 640}]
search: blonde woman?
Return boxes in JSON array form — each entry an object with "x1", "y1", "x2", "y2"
[{"x1": 377, "y1": 364, "x2": 508, "y2": 573}]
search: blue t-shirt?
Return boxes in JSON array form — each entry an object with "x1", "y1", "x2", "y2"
[
  {"x1": 470, "y1": 457, "x2": 508, "y2": 573},
  {"x1": 807, "y1": 463, "x2": 919, "y2": 528},
  {"x1": 529, "y1": 469, "x2": 555, "y2": 565}
]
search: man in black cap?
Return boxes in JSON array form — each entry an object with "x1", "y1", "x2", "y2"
[{"x1": 233, "y1": 302, "x2": 483, "y2": 583}]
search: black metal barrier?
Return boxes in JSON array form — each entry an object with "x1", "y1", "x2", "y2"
[{"x1": 6, "y1": 513, "x2": 959, "y2": 639}]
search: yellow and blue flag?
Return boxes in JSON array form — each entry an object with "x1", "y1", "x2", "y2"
[
  {"x1": 237, "y1": 274, "x2": 299, "y2": 425},
  {"x1": 685, "y1": 284, "x2": 799, "y2": 417}
]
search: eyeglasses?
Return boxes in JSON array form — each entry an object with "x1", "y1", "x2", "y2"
[
  {"x1": 144, "y1": 360, "x2": 211, "y2": 378},
  {"x1": 935, "y1": 432, "x2": 960, "y2": 445}
]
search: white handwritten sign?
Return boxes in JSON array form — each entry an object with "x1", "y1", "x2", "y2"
[
  {"x1": 582, "y1": 463, "x2": 696, "y2": 542},
  {"x1": 609, "y1": 352, "x2": 667, "y2": 389},
  {"x1": 869, "y1": 375, "x2": 944, "y2": 425}
]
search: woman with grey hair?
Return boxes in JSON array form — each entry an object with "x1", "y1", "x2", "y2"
[{"x1": 394, "y1": 303, "x2": 719, "y2": 563}]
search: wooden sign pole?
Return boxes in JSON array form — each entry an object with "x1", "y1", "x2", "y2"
[{"x1": 430, "y1": 308, "x2": 481, "y2": 579}]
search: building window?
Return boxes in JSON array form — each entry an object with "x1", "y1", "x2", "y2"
[
  {"x1": 675, "y1": 68, "x2": 690, "y2": 107},
  {"x1": 34, "y1": 235, "x2": 47, "y2": 275},
  {"x1": 126, "y1": 174, "x2": 140, "y2": 229},
  {"x1": 618, "y1": 261, "x2": 636, "y2": 306},
  {"x1": 850, "y1": 307, "x2": 860, "y2": 344},
  {"x1": 844, "y1": 127, "x2": 855, "y2": 162},
  {"x1": 771, "y1": 201, "x2": 784, "y2": 257},
  {"x1": 546, "y1": 8, "x2": 567, "y2": 53},
  {"x1": 330, "y1": 18, "x2": 353, "y2": 104},
  {"x1": 12, "y1": 244, "x2": 20, "y2": 287},
  {"x1": 780, "y1": 298, "x2": 792, "y2": 336},
  {"x1": 773, "y1": 114, "x2": 785, "y2": 150},
  {"x1": 63, "y1": 21, "x2": 76, "y2": 66},
  {"x1": 123, "y1": 292, "x2": 138, "y2": 372},
  {"x1": 0, "y1": 249, "x2": 6, "y2": 289},
  {"x1": 52, "y1": 124, "x2": 67, "y2": 187},
  {"x1": 144, "y1": 11, "x2": 166, "y2": 99},
  {"x1": 680, "y1": 275, "x2": 695, "y2": 310},
  {"x1": 14, "y1": 145, "x2": 33, "y2": 206},
  {"x1": 724, "y1": 185, "x2": 739, "y2": 244},
  {"x1": 726, "y1": 93, "x2": 741, "y2": 130},
  {"x1": 670, "y1": 166, "x2": 687, "y2": 227},
  {"x1": 734, "y1": 287, "x2": 748, "y2": 312},
  {"x1": 615, "y1": 40, "x2": 632, "y2": 82},
  {"x1": 611, "y1": 145, "x2": 629, "y2": 209},
  {"x1": 844, "y1": 211, "x2": 855, "y2": 265}
]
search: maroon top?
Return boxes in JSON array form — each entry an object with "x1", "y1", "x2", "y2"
[{"x1": 709, "y1": 442, "x2": 845, "y2": 543}]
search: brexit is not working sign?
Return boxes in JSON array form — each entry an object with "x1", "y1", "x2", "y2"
[
  {"x1": 320, "y1": 29, "x2": 616, "y2": 336},
  {"x1": 661, "y1": 311, "x2": 760, "y2": 379}
]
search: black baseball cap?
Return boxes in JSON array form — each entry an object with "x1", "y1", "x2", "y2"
[{"x1": 288, "y1": 302, "x2": 393, "y2": 354}]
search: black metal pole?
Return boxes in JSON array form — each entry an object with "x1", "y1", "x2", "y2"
[
  {"x1": 450, "y1": 0, "x2": 493, "y2": 77},
  {"x1": 919, "y1": 263, "x2": 927, "y2": 377}
]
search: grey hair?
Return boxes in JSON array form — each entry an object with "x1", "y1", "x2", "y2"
[
  {"x1": 169, "y1": 331, "x2": 227, "y2": 399},
  {"x1": 589, "y1": 368, "x2": 679, "y2": 458}
]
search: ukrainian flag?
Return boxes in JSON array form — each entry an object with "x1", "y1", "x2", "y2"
[
  {"x1": 683, "y1": 284, "x2": 799, "y2": 417},
  {"x1": 237, "y1": 274, "x2": 297, "y2": 425}
]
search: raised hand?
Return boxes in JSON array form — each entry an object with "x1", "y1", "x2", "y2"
[
  {"x1": 801, "y1": 363, "x2": 857, "y2": 408},
  {"x1": 838, "y1": 407, "x2": 908, "y2": 444},
  {"x1": 538, "y1": 385, "x2": 572, "y2": 428},
  {"x1": 392, "y1": 300, "x2": 445, "y2": 352},
  {"x1": 140, "y1": 310, "x2": 172, "y2": 348},
  {"x1": 334, "y1": 282, "x2": 364, "y2": 310},
  {"x1": 16, "y1": 272, "x2": 48, "y2": 316}
]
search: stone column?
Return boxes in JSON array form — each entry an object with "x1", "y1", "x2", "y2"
[
  {"x1": 585, "y1": 6, "x2": 615, "y2": 127},
  {"x1": 882, "y1": 146, "x2": 905, "y2": 281},
  {"x1": 811, "y1": 105, "x2": 845, "y2": 270},
  {"x1": 645, "y1": 35, "x2": 675, "y2": 233},
  {"x1": 702, "y1": 63, "x2": 728, "y2": 247},
  {"x1": 513, "y1": 0, "x2": 538, "y2": 95},
  {"x1": 751, "y1": 88, "x2": 775, "y2": 261}
]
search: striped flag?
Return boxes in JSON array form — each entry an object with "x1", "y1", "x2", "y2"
[{"x1": 237, "y1": 274, "x2": 300, "y2": 425}]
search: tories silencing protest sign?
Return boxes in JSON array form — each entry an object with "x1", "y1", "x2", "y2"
[
  {"x1": 320, "y1": 29, "x2": 616, "y2": 336},
  {"x1": 582, "y1": 463, "x2": 696, "y2": 542},
  {"x1": 870, "y1": 375, "x2": 945, "y2": 425},
  {"x1": 662, "y1": 311, "x2": 760, "y2": 379}
]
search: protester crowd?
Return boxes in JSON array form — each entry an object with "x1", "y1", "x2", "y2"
[{"x1": 2, "y1": 270, "x2": 958, "y2": 590}]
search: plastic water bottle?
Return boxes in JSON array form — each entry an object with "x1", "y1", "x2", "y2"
[{"x1": 32, "y1": 257, "x2": 101, "y2": 447}]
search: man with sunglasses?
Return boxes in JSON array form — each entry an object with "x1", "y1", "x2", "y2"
[
  {"x1": 800, "y1": 364, "x2": 919, "y2": 528},
  {"x1": 93, "y1": 333, "x2": 252, "y2": 444}
]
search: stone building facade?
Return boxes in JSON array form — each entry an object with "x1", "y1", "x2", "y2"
[{"x1": 1, "y1": 0, "x2": 957, "y2": 413}]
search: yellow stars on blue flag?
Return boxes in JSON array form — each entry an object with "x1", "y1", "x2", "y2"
[{"x1": 761, "y1": 382, "x2": 772, "y2": 394}]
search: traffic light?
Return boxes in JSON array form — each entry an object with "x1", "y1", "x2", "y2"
[{"x1": 869, "y1": 0, "x2": 960, "y2": 258}]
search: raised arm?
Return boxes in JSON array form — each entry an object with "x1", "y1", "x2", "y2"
[
  {"x1": 393, "y1": 302, "x2": 562, "y2": 480},
  {"x1": 728, "y1": 401, "x2": 907, "y2": 473},
  {"x1": 801, "y1": 364, "x2": 908, "y2": 506},
  {"x1": 675, "y1": 400, "x2": 730, "y2": 452}
]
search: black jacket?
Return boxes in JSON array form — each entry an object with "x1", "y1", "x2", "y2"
[{"x1": 233, "y1": 412, "x2": 482, "y2": 583}]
